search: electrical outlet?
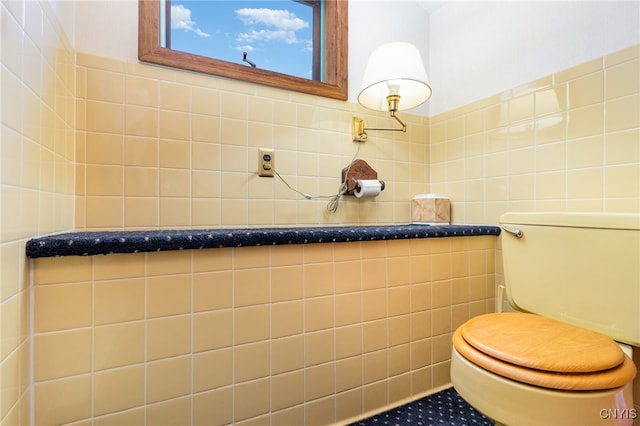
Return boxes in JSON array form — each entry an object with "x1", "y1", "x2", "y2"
[{"x1": 258, "y1": 148, "x2": 275, "y2": 177}]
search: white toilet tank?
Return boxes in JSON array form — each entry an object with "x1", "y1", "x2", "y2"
[{"x1": 499, "y1": 212, "x2": 640, "y2": 347}]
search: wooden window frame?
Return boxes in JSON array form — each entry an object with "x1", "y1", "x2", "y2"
[
  {"x1": 138, "y1": 0, "x2": 348, "y2": 100},
  {"x1": 295, "y1": 0, "x2": 322, "y2": 81}
]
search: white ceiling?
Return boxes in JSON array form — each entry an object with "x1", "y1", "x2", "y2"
[{"x1": 417, "y1": 1, "x2": 447, "y2": 14}]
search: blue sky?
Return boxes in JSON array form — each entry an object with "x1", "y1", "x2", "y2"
[{"x1": 169, "y1": 1, "x2": 315, "y2": 79}]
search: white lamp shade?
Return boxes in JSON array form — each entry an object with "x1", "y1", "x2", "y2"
[{"x1": 357, "y1": 42, "x2": 432, "y2": 111}]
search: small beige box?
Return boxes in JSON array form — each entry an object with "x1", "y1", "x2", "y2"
[{"x1": 412, "y1": 194, "x2": 450, "y2": 224}]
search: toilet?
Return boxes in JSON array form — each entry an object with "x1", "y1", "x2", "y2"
[{"x1": 451, "y1": 212, "x2": 639, "y2": 426}]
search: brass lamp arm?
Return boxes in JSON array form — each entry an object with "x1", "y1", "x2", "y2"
[{"x1": 352, "y1": 112, "x2": 407, "y2": 142}]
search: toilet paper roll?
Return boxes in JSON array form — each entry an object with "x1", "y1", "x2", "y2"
[{"x1": 354, "y1": 179, "x2": 382, "y2": 198}]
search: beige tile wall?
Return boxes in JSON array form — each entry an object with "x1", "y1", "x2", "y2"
[
  {"x1": 0, "y1": 1, "x2": 76, "y2": 425},
  {"x1": 75, "y1": 53, "x2": 429, "y2": 231},
  {"x1": 429, "y1": 44, "x2": 640, "y2": 224},
  {"x1": 31, "y1": 236, "x2": 495, "y2": 425},
  {"x1": 3, "y1": 1, "x2": 638, "y2": 423}
]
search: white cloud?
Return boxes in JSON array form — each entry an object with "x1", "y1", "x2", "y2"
[
  {"x1": 236, "y1": 8, "x2": 308, "y2": 31},
  {"x1": 171, "y1": 4, "x2": 211, "y2": 38},
  {"x1": 237, "y1": 29, "x2": 298, "y2": 44},
  {"x1": 235, "y1": 8, "x2": 308, "y2": 45}
]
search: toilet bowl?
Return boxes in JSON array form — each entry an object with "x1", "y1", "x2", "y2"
[
  {"x1": 452, "y1": 313, "x2": 636, "y2": 425},
  {"x1": 451, "y1": 212, "x2": 640, "y2": 426},
  {"x1": 451, "y1": 346, "x2": 635, "y2": 426}
]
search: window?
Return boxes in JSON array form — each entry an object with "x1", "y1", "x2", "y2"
[{"x1": 139, "y1": 0, "x2": 348, "y2": 100}]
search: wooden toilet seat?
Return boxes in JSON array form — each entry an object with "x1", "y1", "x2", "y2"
[{"x1": 453, "y1": 312, "x2": 638, "y2": 391}]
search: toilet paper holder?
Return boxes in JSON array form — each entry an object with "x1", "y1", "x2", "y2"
[{"x1": 341, "y1": 159, "x2": 385, "y2": 196}]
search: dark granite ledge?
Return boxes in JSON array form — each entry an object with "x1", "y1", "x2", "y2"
[{"x1": 26, "y1": 224, "x2": 501, "y2": 258}]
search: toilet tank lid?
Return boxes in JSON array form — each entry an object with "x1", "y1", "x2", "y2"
[{"x1": 500, "y1": 212, "x2": 640, "y2": 231}]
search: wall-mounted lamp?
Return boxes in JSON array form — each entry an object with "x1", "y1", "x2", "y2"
[{"x1": 353, "y1": 42, "x2": 432, "y2": 142}]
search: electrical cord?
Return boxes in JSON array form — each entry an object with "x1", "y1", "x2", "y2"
[{"x1": 273, "y1": 143, "x2": 362, "y2": 213}]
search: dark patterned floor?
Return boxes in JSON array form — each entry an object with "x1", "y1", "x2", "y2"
[{"x1": 350, "y1": 387, "x2": 492, "y2": 426}]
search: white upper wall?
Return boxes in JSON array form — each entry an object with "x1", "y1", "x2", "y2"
[
  {"x1": 47, "y1": 0, "x2": 76, "y2": 44},
  {"x1": 428, "y1": 1, "x2": 640, "y2": 115},
  {"x1": 67, "y1": 1, "x2": 639, "y2": 117},
  {"x1": 73, "y1": 0, "x2": 139, "y2": 61}
]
